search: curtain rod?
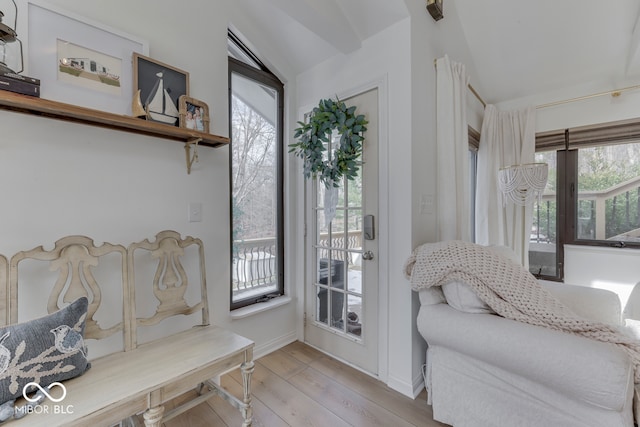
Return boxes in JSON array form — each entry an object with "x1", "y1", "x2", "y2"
[
  {"x1": 536, "y1": 84, "x2": 640, "y2": 109},
  {"x1": 468, "y1": 84, "x2": 486, "y2": 108},
  {"x1": 433, "y1": 58, "x2": 487, "y2": 108}
]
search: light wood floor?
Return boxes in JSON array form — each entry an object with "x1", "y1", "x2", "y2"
[{"x1": 161, "y1": 340, "x2": 447, "y2": 427}]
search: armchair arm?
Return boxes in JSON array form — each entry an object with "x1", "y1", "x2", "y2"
[
  {"x1": 539, "y1": 280, "x2": 622, "y2": 326},
  {"x1": 418, "y1": 304, "x2": 633, "y2": 411}
]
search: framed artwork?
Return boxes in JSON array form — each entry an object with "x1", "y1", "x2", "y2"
[
  {"x1": 133, "y1": 53, "x2": 189, "y2": 127},
  {"x1": 179, "y1": 96, "x2": 210, "y2": 133},
  {"x1": 26, "y1": 1, "x2": 149, "y2": 114}
]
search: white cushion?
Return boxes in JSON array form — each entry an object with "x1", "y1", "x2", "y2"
[
  {"x1": 442, "y1": 281, "x2": 495, "y2": 314},
  {"x1": 441, "y1": 245, "x2": 519, "y2": 314},
  {"x1": 418, "y1": 287, "x2": 446, "y2": 306}
]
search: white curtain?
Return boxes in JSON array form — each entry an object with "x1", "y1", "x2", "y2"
[
  {"x1": 475, "y1": 104, "x2": 536, "y2": 266},
  {"x1": 436, "y1": 55, "x2": 470, "y2": 242}
]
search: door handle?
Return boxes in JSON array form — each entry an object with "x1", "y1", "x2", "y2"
[{"x1": 362, "y1": 250, "x2": 374, "y2": 261}]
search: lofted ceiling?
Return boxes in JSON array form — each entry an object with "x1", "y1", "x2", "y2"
[
  {"x1": 235, "y1": 0, "x2": 640, "y2": 104},
  {"x1": 455, "y1": 0, "x2": 640, "y2": 104}
]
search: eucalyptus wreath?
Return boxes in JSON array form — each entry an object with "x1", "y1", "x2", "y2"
[{"x1": 289, "y1": 98, "x2": 368, "y2": 188}]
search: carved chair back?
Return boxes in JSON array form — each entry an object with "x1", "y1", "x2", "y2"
[{"x1": 6, "y1": 231, "x2": 208, "y2": 353}]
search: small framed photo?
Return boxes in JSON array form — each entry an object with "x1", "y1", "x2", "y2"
[
  {"x1": 133, "y1": 53, "x2": 189, "y2": 126},
  {"x1": 179, "y1": 96, "x2": 210, "y2": 133}
]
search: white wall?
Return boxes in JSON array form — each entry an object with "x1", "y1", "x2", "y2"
[
  {"x1": 497, "y1": 76, "x2": 640, "y2": 133},
  {"x1": 404, "y1": 0, "x2": 486, "y2": 397},
  {"x1": 565, "y1": 245, "x2": 640, "y2": 319},
  {"x1": 4, "y1": 0, "x2": 297, "y2": 357}
]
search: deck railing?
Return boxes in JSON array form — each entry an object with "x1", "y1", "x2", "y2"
[
  {"x1": 232, "y1": 230, "x2": 363, "y2": 294},
  {"x1": 232, "y1": 237, "x2": 277, "y2": 294},
  {"x1": 533, "y1": 176, "x2": 640, "y2": 243}
]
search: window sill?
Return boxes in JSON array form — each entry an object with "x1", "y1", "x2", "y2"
[{"x1": 230, "y1": 296, "x2": 292, "y2": 320}]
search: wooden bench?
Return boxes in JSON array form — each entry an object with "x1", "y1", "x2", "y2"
[{"x1": 0, "y1": 230, "x2": 254, "y2": 427}]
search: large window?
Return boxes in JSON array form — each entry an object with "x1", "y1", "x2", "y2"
[
  {"x1": 531, "y1": 119, "x2": 640, "y2": 280},
  {"x1": 228, "y1": 32, "x2": 284, "y2": 309}
]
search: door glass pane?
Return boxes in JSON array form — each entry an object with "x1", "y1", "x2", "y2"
[
  {"x1": 316, "y1": 288, "x2": 328, "y2": 326},
  {"x1": 577, "y1": 142, "x2": 640, "y2": 242},
  {"x1": 329, "y1": 289, "x2": 345, "y2": 331},
  {"x1": 332, "y1": 210, "x2": 345, "y2": 235},
  {"x1": 529, "y1": 151, "x2": 556, "y2": 277},
  {"x1": 312, "y1": 123, "x2": 364, "y2": 340},
  {"x1": 316, "y1": 249, "x2": 330, "y2": 284},
  {"x1": 317, "y1": 208, "x2": 328, "y2": 240},
  {"x1": 347, "y1": 295, "x2": 362, "y2": 337},
  {"x1": 231, "y1": 72, "x2": 279, "y2": 303},
  {"x1": 347, "y1": 260, "x2": 362, "y2": 296},
  {"x1": 347, "y1": 172, "x2": 362, "y2": 208},
  {"x1": 348, "y1": 209, "x2": 363, "y2": 246}
]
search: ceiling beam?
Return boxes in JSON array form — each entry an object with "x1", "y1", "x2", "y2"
[{"x1": 265, "y1": 0, "x2": 362, "y2": 54}]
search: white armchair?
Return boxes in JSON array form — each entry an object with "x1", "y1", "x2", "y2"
[{"x1": 417, "y1": 280, "x2": 636, "y2": 427}]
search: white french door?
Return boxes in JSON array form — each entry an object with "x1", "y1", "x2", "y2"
[{"x1": 304, "y1": 88, "x2": 379, "y2": 375}]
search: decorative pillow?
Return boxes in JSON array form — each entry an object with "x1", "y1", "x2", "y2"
[
  {"x1": 442, "y1": 280, "x2": 495, "y2": 314},
  {"x1": 0, "y1": 297, "x2": 91, "y2": 405},
  {"x1": 441, "y1": 245, "x2": 519, "y2": 314}
]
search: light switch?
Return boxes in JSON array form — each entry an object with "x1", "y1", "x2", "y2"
[
  {"x1": 188, "y1": 202, "x2": 202, "y2": 222},
  {"x1": 419, "y1": 194, "x2": 434, "y2": 215}
]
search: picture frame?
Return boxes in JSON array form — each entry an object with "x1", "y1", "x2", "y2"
[
  {"x1": 133, "y1": 53, "x2": 189, "y2": 127},
  {"x1": 179, "y1": 96, "x2": 210, "y2": 133},
  {"x1": 26, "y1": 1, "x2": 149, "y2": 115}
]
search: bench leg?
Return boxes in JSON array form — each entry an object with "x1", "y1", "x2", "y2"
[
  {"x1": 241, "y1": 360, "x2": 255, "y2": 427},
  {"x1": 143, "y1": 405, "x2": 164, "y2": 427}
]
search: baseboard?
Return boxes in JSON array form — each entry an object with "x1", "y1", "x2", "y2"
[
  {"x1": 253, "y1": 330, "x2": 297, "y2": 359},
  {"x1": 387, "y1": 371, "x2": 425, "y2": 399},
  {"x1": 412, "y1": 370, "x2": 426, "y2": 399}
]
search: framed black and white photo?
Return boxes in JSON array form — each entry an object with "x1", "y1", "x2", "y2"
[{"x1": 133, "y1": 53, "x2": 189, "y2": 127}]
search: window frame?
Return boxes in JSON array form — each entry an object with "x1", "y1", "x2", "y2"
[
  {"x1": 228, "y1": 41, "x2": 285, "y2": 311},
  {"x1": 536, "y1": 118, "x2": 640, "y2": 281}
]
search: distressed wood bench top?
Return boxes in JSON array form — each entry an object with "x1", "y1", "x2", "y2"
[
  {"x1": 9, "y1": 325, "x2": 253, "y2": 426},
  {"x1": 1, "y1": 230, "x2": 254, "y2": 427}
]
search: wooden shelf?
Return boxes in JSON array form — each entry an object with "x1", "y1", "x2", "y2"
[{"x1": 0, "y1": 91, "x2": 229, "y2": 148}]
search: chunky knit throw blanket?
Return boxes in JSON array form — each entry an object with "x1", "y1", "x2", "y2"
[{"x1": 404, "y1": 240, "x2": 640, "y2": 382}]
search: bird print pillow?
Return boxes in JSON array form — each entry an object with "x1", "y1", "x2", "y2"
[{"x1": 0, "y1": 297, "x2": 91, "y2": 406}]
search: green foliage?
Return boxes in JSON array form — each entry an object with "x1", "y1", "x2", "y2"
[{"x1": 289, "y1": 98, "x2": 368, "y2": 188}]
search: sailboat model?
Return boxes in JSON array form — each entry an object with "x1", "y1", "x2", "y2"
[{"x1": 145, "y1": 72, "x2": 179, "y2": 125}]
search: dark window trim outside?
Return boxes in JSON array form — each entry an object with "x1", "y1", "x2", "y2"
[
  {"x1": 228, "y1": 52, "x2": 285, "y2": 310},
  {"x1": 228, "y1": 30, "x2": 269, "y2": 72}
]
